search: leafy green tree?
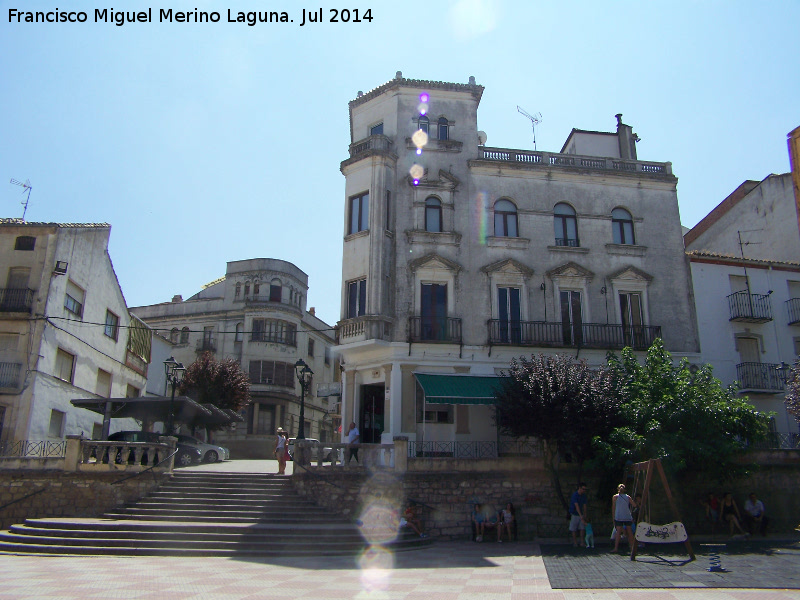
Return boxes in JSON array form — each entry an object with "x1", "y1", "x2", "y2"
[
  {"x1": 494, "y1": 354, "x2": 622, "y2": 511},
  {"x1": 594, "y1": 339, "x2": 771, "y2": 481},
  {"x1": 179, "y1": 352, "x2": 251, "y2": 430},
  {"x1": 785, "y1": 357, "x2": 800, "y2": 426}
]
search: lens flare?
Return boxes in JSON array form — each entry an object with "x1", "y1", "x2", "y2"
[
  {"x1": 411, "y1": 129, "x2": 428, "y2": 149},
  {"x1": 416, "y1": 149, "x2": 422, "y2": 155},
  {"x1": 475, "y1": 191, "x2": 489, "y2": 245},
  {"x1": 357, "y1": 545, "x2": 395, "y2": 592},
  {"x1": 419, "y1": 93, "x2": 429, "y2": 103},
  {"x1": 417, "y1": 102, "x2": 429, "y2": 115},
  {"x1": 409, "y1": 164, "x2": 424, "y2": 180}
]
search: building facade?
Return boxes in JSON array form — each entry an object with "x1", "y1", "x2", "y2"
[
  {"x1": 336, "y1": 74, "x2": 700, "y2": 452},
  {"x1": 130, "y1": 258, "x2": 339, "y2": 458},
  {"x1": 0, "y1": 219, "x2": 147, "y2": 444},
  {"x1": 685, "y1": 171, "x2": 800, "y2": 439}
]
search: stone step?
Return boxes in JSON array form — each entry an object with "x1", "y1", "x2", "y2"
[
  {"x1": 102, "y1": 510, "x2": 335, "y2": 523},
  {"x1": 144, "y1": 494, "x2": 317, "y2": 505},
  {"x1": 10, "y1": 519, "x2": 360, "y2": 534}
]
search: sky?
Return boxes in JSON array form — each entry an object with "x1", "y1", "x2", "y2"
[{"x1": 1, "y1": 0, "x2": 798, "y2": 327}]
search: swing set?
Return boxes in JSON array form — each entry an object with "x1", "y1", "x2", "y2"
[{"x1": 627, "y1": 458, "x2": 695, "y2": 561}]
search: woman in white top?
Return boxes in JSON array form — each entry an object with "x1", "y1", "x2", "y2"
[
  {"x1": 611, "y1": 483, "x2": 637, "y2": 553},
  {"x1": 275, "y1": 427, "x2": 287, "y2": 475}
]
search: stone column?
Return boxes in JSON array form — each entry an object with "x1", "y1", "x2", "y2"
[{"x1": 64, "y1": 435, "x2": 82, "y2": 472}]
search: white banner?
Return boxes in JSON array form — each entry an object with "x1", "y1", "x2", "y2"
[{"x1": 635, "y1": 521, "x2": 688, "y2": 543}]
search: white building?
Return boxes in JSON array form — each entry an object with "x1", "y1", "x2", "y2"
[
  {"x1": 130, "y1": 258, "x2": 339, "y2": 458},
  {"x1": 685, "y1": 172, "x2": 800, "y2": 439},
  {"x1": 0, "y1": 219, "x2": 147, "y2": 444},
  {"x1": 336, "y1": 74, "x2": 700, "y2": 453}
]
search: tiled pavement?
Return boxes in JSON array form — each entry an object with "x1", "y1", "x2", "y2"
[{"x1": 1, "y1": 541, "x2": 799, "y2": 600}]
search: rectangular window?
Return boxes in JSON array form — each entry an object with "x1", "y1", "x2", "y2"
[
  {"x1": 126, "y1": 384, "x2": 140, "y2": 398},
  {"x1": 91, "y1": 423, "x2": 103, "y2": 440},
  {"x1": 104, "y1": 310, "x2": 119, "y2": 340},
  {"x1": 64, "y1": 280, "x2": 85, "y2": 317},
  {"x1": 421, "y1": 283, "x2": 448, "y2": 340},
  {"x1": 619, "y1": 292, "x2": 644, "y2": 347},
  {"x1": 14, "y1": 236, "x2": 36, "y2": 251},
  {"x1": 370, "y1": 122, "x2": 383, "y2": 136},
  {"x1": 498, "y1": 287, "x2": 522, "y2": 343},
  {"x1": 252, "y1": 319, "x2": 265, "y2": 341},
  {"x1": 560, "y1": 290, "x2": 583, "y2": 346},
  {"x1": 55, "y1": 348, "x2": 75, "y2": 383},
  {"x1": 48, "y1": 409, "x2": 65, "y2": 438},
  {"x1": 324, "y1": 346, "x2": 331, "y2": 366},
  {"x1": 95, "y1": 369, "x2": 112, "y2": 398},
  {"x1": 348, "y1": 192, "x2": 369, "y2": 234},
  {"x1": 308, "y1": 338, "x2": 315, "y2": 357},
  {"x1": 347, "y1": 279, "x2": 367, "y2": 318},
  {"x1": 269, "y1": 285, "x2": 282, "y2": 302}
]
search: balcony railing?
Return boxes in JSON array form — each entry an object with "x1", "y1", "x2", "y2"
[
  {"x1": 727, "y1": 291, "x2": 773, "y2": 323},
  {"x1": 0, "y1": 440, "x2": 67, "y2": 458},
  {"x1": 408, "y1": 316, "x2": 462, "y2": 343},
  {"x1": 348, "y1": 134, "x2": 393, "y2": 159},
  {"x1": 408, "y1": 441, "x2": 544, "y2": 459},
  {"x1": 195, "y1": 337, "x2": 217, "y2": 353},
  {"x1": 488, "y1": 320, "x2": 661, "y2": 350},
  {"x1": 250, "y1": 331, "x2": 297, "y2": 347},
  {"x1": 787, "y1": 298, "x2": 800, "y2": 325},
  {"x1": 0, "y1": 361, "x2": 23, "y2": 389},
  {"x1": 751, "y1": 433, "x2": 800, "y2": 450},
  {"x1": 476, "y1": 147, "x2": 672, "y2": 176},
  {"x1": 554, "y1": 238, "x2": 580, "y2": 248},
  {"x1": 736, "y1": 362, "x2": 786, "y2": 392},
  {"x1": 0, "y1": 288, "x2": 34, "y2": 313}
]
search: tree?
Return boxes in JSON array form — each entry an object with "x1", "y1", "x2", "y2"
[
  {"x1": 785, "y1": 357, "x2": 800, "y2": 426},
  {"x1": 494, "y1": 354, "x2": 622, "y2": 511},
  {"x1": 179, "y1": 352, "x2": 251, "y2": 430},
  {"x1": 593, "y1": 339, "x2": 771, "y2": 481}
]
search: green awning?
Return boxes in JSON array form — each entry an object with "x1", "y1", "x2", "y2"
[{"x1": 414, "y1": 374, "x2": 510, "y2": 405}]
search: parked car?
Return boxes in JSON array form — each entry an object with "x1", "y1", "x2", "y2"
[
  {"x1": 287, "y1": 438, "x2": 333, "y2": 462},
  {"x1": 175, "y1": 434, "x2": 230, "y2": 463},
  {"x1": 108, "y1": 431, "x2": 202, "y2": 467}
]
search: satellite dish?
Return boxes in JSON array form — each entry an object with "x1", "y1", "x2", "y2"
[{"x1": 477, "y1": 131, "x2": 487, "y2": 146}]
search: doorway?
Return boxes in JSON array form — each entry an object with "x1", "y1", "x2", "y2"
[{"x1": 360, "y1": 384, "x2": 385, "y2": 444}]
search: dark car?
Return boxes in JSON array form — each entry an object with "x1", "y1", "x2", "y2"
[{"x1": 108, "y1": 431, "x2": 202, "y2": 467}]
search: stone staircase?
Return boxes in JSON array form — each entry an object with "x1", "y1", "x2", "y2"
[{"x1": 0, "y1": 472, "x2": 431, "y2": 556}]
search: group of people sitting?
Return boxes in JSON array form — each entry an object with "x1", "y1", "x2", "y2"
[
  {"x1": 471, "y1": 502, "x2": 516, "y2": 542},
  {"x1": 702, "y1": 491, "x2": 768, "y2": 537}
]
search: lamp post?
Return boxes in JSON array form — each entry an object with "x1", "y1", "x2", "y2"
[
  {"x1": 294, "y1": 358, "x2": 313, "y2": 440},
  {"x1": 164, "y1": 356, "x2": 186, "y2": 435}
]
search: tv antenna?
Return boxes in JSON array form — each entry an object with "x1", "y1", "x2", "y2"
[
  {"x1": 10, "y1": 178, "x2": 32, "y2": 220},
  {"x1": 517, "y1": 106, "x2": 542, "y2": 150}
]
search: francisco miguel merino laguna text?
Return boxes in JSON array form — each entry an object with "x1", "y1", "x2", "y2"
[{"x1": 7, "y1": 8, "x2": 374, "y2": 26}]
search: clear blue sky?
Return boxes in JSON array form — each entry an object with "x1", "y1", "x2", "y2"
[{"x1": 2, "y1": 1, "x2": 798, "y2": 327}]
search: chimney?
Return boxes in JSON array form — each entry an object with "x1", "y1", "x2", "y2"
[
  {"x1": 171, "y1": 295, "x2": 183, "y2": 303},
  {"x1": 615, "y1": 114, "x2": 638, "y2": 160},
  {"x1": 309, "y1": 307, "x2": 316, "y2": 316}
]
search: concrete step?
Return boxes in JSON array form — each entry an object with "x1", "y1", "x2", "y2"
[{"x1": 102, "y1": 510, "x2": 335, "y2": 523}]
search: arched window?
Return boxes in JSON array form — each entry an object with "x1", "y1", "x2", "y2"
[
  {"x1": 612, "y1": 207, "x2": 635, "y2": 245},
  {"x1": 270, "y1": 278, "x2": 282, "y2": 302},
  {"x1": 170, "y1": 328, "x2": 179, "y2": 344},
  {"x1": 180, "y1": 327, "x2": 190, "y2": 345},
  {"x1": 493, "y1": 199, "x2": 518, "y2": 237},
  {"x1": 253, "y1": 280, "x2": 260, "y2": 295},
  {"x1": 438, "y1": 117, "x2": 449, "y2": 141},
  {"x1": 235, "y1": 282, "x2": 241, "y2": 298},
  {"x1": 235, "y1": 322, "x2": 243, "y2": 343},
  {"x1": 418, "y1": 115, "x2": 429, "y2": 134},
  {"x1": 554, "y1": 203, "x2": 579, "y2": 247},
  {"x1": 244, "y1": 281, "x2": 250, "y2": 296},
  {"x1": 425, "y1": 197, "x2": 442, "y2": 233}
]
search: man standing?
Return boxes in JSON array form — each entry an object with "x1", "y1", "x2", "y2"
[
  {"x1": 743, "y1": 492, "x2": 768, "y2": 536},
  {"x1": 347, "y1": 421, "x2": 360, "y2": 464},
  {"x1": 569, "y1": 482, "x2": 588, "y2": 547}
]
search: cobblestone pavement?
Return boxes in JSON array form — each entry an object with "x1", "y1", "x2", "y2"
[{"x1": 2, "y1": 541, "x2": 799, "y2": 600}]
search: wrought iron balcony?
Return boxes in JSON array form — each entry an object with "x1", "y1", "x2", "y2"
[
  {"x1": 727, "y1": 291, "x2": 773, "y2": 323},
  {"x1": 787, "y1": 298, "x2": 800, "y2": 325},
  {"x1": 408, "y1": 316, "x2": 462, "y2": 344},
  {"x1": 736, "y1": 362, "x2": 785, "y2": 392},
  {"x1": 0, "y1": 288, "x2": 34, "y2": 313},
  {"x1": 488, "y1": 320, "x2": 661, "y2": 350},
  {"x1": 195, "y1": 337, "x2": 217, "y2": 353}
]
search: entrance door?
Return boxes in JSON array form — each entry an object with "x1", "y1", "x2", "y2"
[
  {"x1": 421, "y1": 283, "x2": 447, "y2": 340},
  {"x1": 619, "y1": 292, "x2": 644, "y2": 347},
  {"x1": 360, "y1": 384, "x2": 385, "y2": 444},
  {"x1": 498, "y1": 287, "x2": 521, "y2": 343}
]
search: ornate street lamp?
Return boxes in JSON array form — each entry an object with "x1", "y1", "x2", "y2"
[
  {"x1": 294, "y1": 358, "x2": 314, "y2": 440},
  {"x1": 164, "y1": 356, "x2": 186, "y2": 435}
]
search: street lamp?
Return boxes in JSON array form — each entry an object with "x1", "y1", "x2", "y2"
[
  {"x1": 164, "y1": 356, "x2": 186, "y2": 435},
  {"x1": 294, "y1": 358, "x2": 314, "y2": 440}
]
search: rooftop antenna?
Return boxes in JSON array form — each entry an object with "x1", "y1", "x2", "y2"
[
  {"x1": 517, "y1": 106, "x2": 542, "y2": 150},
  {"x1": 10, "y1": 178, "x2": 32, "y2": 220}
]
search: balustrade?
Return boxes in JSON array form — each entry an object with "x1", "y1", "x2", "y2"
[
  {"x1": 488, "y1": 319, "x2": 660, "y2": 350},
  {"x1": 477, "y1": 147, "x2": 671, "y2": 175}
]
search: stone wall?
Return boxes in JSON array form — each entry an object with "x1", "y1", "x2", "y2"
[
  {"x1": 294, "y1": 451, "x2": 800, "y2": 541},
  {"x1": 0, "y1": 471, "x2": 169, "y2": 530}
]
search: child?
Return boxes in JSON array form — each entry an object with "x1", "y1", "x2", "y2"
[
  {"x1": 472, "y1": 503, "x2": 486, "y2": 542},
  {"x1": 584, "y1": 521, "x2": 595, "y2": 548}
]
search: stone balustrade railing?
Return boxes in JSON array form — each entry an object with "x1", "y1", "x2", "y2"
[
  {"x1": 293, "y1": 440, "x2": 396, "y2": 470},
  {"x1": 476, "y1": 147, "x2": 672, "y2": 176},
  {"x1": 68, "y1": 435, "x2": 176, "y2": 473}
]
